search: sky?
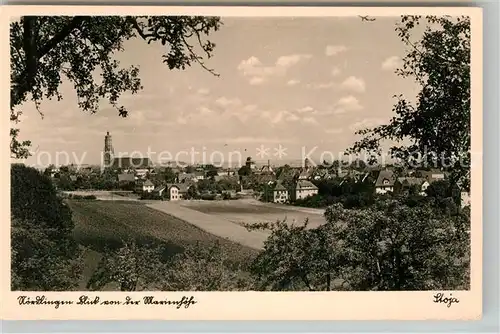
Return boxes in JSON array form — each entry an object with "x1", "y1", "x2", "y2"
[{"x1": 16, "y1": 16, "x2": 422, "y2": 168}]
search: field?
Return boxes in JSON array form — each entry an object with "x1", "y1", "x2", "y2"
[
  {"x1": 68, "y1": 200, "x2": 259, "y2": 289},
  {"x1": 68, "y1": 198, "x2": 328, "y2": 289},
  {"x1": 181, "y1": 200, "x2": 327, "y2": 229}
]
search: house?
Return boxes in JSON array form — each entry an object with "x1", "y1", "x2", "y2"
[
  {"x1": 298, "y1": 170, "x2": 311, "y2": 180},
  {"x1": 293, "y1": 180, "x2": 318, "y2": 201},
  {"x1": 118, "y1": 173, "x2": 136, "y2": 183},
  {"x1": 165, "y1": 183, "x2": 190, "y2": 201},
  {"x1": 135, "y1": 179, "x2": 155, "y2": 193},
  {"x1": 217, "y1": 170, "x2": 229, "y2": 177},
  {"x1": 421, "y1": 169, "x2": 446, "y2": 182},
  {"x1": 260, "y1": 163, "x2": 274, "y2": 175},
  {"x1": 375, "y1": 169, "x2": 396, "y2": 194},
  {"x1": 273, "y1": 182, "x2": 289, "y2": 204},
  {"x1": 394, "y1": 177, "x2": 426, "y2": 196},
  {"x1": 460, "y1": 191, "x2": 470, "y2": 208},
  {"x1": 135, "y1": 167, "x2": 153, "y2": 178},
  {"x1": 194, "y1": 171, "x2": 205, "y2": 181},
  {"x1": 226, "y1": 168, "x2": 237, "y2": 176},
  {"x1": 257, "y1": 173, "x2": 276, "y2": 185},
  {"x1": 312, "y1": 169, "x2": 334, "y2": 180},
  {"x1": 178, "y1": 173, "x2": 197, "y2": 183},
  {"x1": 152, "y1": 185, "x2": 167, "y2": 198}
]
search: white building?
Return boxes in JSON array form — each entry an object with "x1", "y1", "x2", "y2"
[
  {"x1": 293, "y1": 180, "x2": 318, "y2": 201},
  {"x1": 375, "y1": 169, "x2": 396, "y2": 194},
  {"x1": 135, "y1": 179, "x2": 155, "y2": 193},
  {"x1": 273, "y1": 183, "x2": 289, "y2": 204},
  {"x1": 461, "y1": 191, "x2": 470, "y2": 208}
]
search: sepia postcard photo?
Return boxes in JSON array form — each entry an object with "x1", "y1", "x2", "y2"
[{"x1": 0, "y1": 5, "x2": 482, "y2": 320}]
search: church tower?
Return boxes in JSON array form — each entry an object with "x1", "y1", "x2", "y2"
[{"x1": 103, "y1": 131, "x2": 114, "y2": 168}]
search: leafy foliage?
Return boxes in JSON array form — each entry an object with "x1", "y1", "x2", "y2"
[
  {"x1": 293, "y1": 179, "x2": 375, "y2": 209},
  {"x1": 162, "y1": 242, "x2": 253, "y2": 291},
  {"x1": 87, "y1": 240, "x2": 166, "y2": 291},
  {"x1": 11, "y1": 164, "x2": 83, "y2": 290},
  {"x1": 349, "y1": 16, "x2": 471, "y2": 188},
  {"x1": 10, "y1": 16, "x2": 222, "y2": 158},
  {"x1": 246, "y1": 218, "x2": 349, "y2": 291},
  {"x1": 247, "y1": 200, "x2": 469, "y2": 291}
]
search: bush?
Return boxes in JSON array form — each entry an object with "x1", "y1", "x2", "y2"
[
  {"x1": 139, "y1": 192, "x2": 161, "y2": 200},
  {"x1": 87, "y1": 240, "x2": 166, "y2": 291},
  {"x1": 162, "y1": 242, "x2": 253, "y2": 291},
  {"x1": 201, "y1": 193, "x2": 216, "y2": 200},
  {"x1": 11, "y1": 164, "x2": 83, "y2": 290},
  {"x1": 245, "y1": 200, "x2": 470, "y2": 291}
]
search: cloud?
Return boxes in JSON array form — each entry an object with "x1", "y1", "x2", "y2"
[
  {"x1": 381, "y1": 56, "x2": 403, "y2": 71},
  {"x1": 302, "y1": 117, "x2": 318, "y2": 125},
  {"x1": 349, "y1": 118, "x2": 384, "y2": 131},
  {"x1": 331, "y1": 66, "x2": 341, "y2": 77},
  {"x1": 177, "y1": 115, "x2": 188, "y2": 125},
  {"x1": 287, "y1": 79, "x2": 300, "y2": 86},
  {"x1": 237, "y1": 54, "x2": 312, "y2": 85},
  {"x1": 261, "y1": 110, "x2": 302, "y2": 125},
  {"x1": 208, "y1": 136, "x2": 295, "y2": 144},
  {"x1": 340, "y1": 76, "x2": 366, "y2": 93},
  {"x1": 243, "y1": 104, "x2": 258, "y2": 112},
  {"x1": 249, "y1": 77, "x2": 265, "y2": 85},
  {"x1": 215, "y1": 96, "x2": 242, "y2": 107},
  {"x1": 39, "y1": 137, "x2": 79, "y2": 145},
  {"x1": 286, "y1": 113, "x2": 300, "y2": 122},
  {"x1": 128, "y1": 110, "x2": 145, "y2": 125},
  {"x1": 325, "y1": 45, "x2": 348, "y2": 56},
  {"x1": 325, "y1": 128, "x2": 343, "y2": 135},
  {"x1": 276, "y1": 54, "x2": 312, "y2": 67},
  {"x1": 197, "y1": 88, "x2": 210, "y2": 95},
  {"x1": 306, "y1": 82, "x2": 336, "y2": 90},
  {"x1": 297, "y1": 106, "x2": 314, "y2": 113},
  {"x1": 198, "y1": 106, "x2": 214, "y2": 115},
  {"x1": 334, "y1": 95, "x2": 364, "y2": 114}
]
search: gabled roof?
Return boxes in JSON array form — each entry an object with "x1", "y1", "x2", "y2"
[
  {"x1": 298, "y1": 170, "x2": 311, "y2": 179},
  {"x1": 274, "y1": 182, "x2": 287, "y2": 191},
  {"x1": 397, "y1": 177, "x2": 425, "y2": 186},
  {"x1": 421, "y1": 169, "x2": 446, "y2": 182},
  {"x1": 260, "y1": 165, "x2": 274, "y2": 174},
  {"x1": 375, "y1": 169, "x2": 396, "y2": 187},
  {"x1": 166, "y1": 183, "x2": 190, "y2": 193},
  {"x1": 153, "y1": 185, "x2": 166, "y2": 193},
  {"x1": 118, "y1": 173, "x2": 135, "y2": 182},
  {"x1": 143, "y1": 179, "x2": 154, "y2": 187},
  {"x1": 296, "y1": 180, "x2": 318, "y2": 190}
]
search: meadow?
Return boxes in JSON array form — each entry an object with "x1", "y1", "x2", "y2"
[
  {"x1": 68, "y1": 199, "x2": 259, "y2": 289},
  {"x1": 181, "y1": 200, "x2": 327, "y2": 229}
]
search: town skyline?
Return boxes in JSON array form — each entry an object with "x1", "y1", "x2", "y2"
[{"x1": 15, "y1": 16, "x2": 421, "y2": 166}]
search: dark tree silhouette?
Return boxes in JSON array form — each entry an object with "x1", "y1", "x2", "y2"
[{"x1": 10, "y1": 16, "x2": 222, "y2": 158}]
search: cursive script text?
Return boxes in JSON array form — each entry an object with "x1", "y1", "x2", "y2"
[{"x1": 433, "y1": 292, "x2": 459, "y2": 308}]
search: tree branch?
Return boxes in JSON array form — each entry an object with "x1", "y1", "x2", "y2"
[
  {"x1": 22, "y1": 17, "x2": 37, "y2": 88},
  {"x1": 126, "y1": 17, "x2": 154, "y2": 42},
  {"x1": 181, "y1": 35, "x2": 219, "y2": 77},
  {"x1": 37, "y1": 16, "x2": 87, "y2": 60}
]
